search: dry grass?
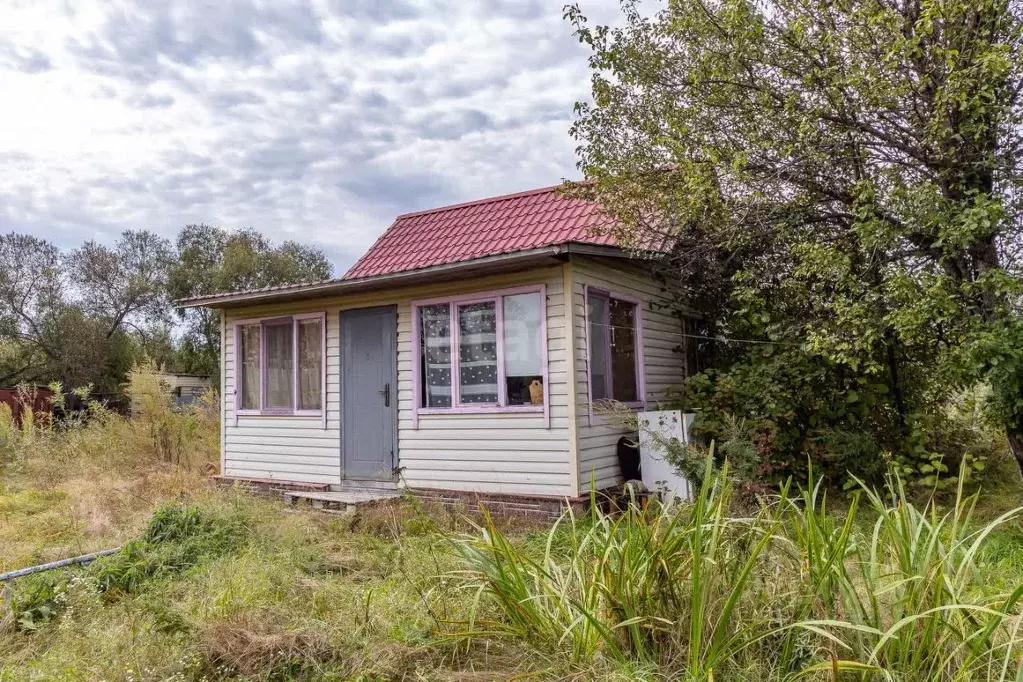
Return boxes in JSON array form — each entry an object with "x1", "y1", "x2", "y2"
[
  {"x1": 0, "y1": 368, "x2": 218, "y2": 572},
  {"x1": 0, "y1": 372, "x2": 558, "y2": 681},
  {"x1": 199, "y1": 612, "x2": 336, "y2": 678}
]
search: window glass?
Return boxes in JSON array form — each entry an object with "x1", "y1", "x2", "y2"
[
  {"x1": 420, "y1": 304, "x2": 452, "y2": 407},
  {"x1": 297, "y1": 318, "x2": 322, "y2": 410},
  {"x1": 503, "y1": 292, "x2": 543, "y2": 405},
  {"x1": 609, "y1": 298, "x2": 638, "y2": 402},
  {"x1": 264, "y1": 321, "x2": 294, "y2": 409},
  {"x1": 458, "y1": 301, "x2": 498, "y2": 404},
  {"x1": 588, "y1": 294, "x2": 610, "y2": 401},
  {"x1": 240, "y1": 324, "x2": 261, "y2": 409}
]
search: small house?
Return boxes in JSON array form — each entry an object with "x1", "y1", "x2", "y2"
[{"x1": 177, "y1": 185, "x2": 686, "y2": 505}]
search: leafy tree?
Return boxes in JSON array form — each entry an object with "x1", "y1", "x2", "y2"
[
  {"x1": 70, "y1": 230, "x2": 174, "y2": 338},
  {"x1": 0, "y1": 232, "x2": 172, "y2": 391},
  {"x1": 168, "y1": 225, "x2": 333, "y2": 376},
  {"x1": 567, "y1": 0, "x2": 1023, "y2": 475}
]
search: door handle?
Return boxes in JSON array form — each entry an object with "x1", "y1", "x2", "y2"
[{"x1": 380, "y1": 382, "x2": 390, "y2": 407}]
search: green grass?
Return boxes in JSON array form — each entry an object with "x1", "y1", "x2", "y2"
[
  {"x1": 4, "y1": 473, "x2": 1023, "y2": 680},
  {"x1": 451, "y1": 455, "x2": 1023, "y2": 680},
  {"x1": 0, "y1": 492, "x2": 551, "y2": 681},
  {"x1": 4, "y1": 373, "x2": 1023, "y2": 680}
]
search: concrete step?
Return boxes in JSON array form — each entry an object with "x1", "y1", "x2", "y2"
[
  {"x1": 329, "y1": 479, "x2": 399, "y2": 493},
  {"x1": 283, "y1": 488, "x2": 401, "y2": 512}
]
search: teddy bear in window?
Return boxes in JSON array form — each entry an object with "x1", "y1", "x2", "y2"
[{"x1": 529, "y1": 378, "x2": 543, "y2": 405}]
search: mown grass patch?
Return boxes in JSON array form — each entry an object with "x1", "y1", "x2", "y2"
[{"x1": 0, "y1": 491, "x2": 555, "y2": 682}]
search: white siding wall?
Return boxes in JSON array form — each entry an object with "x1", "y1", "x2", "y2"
[
  {"x1": 223, "y1": 311, "x2": 342, "y2": 484},
  {"x1": 220, "y1": 267, "x2": 573, "y2": 496},
  {"x1": 570, "y1": 258, "x2": 687, "y2": 491}
]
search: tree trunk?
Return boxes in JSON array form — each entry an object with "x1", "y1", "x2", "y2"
[
  {"x1": 884, "y1": 331, "x2": 908, "y2": 431},
  {"x1": 1007, "y1": 425, "x2": 1023, "y2": 482}
]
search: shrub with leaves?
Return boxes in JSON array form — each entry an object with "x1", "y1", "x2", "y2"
[
  {"x1": 92, "y1": 504, "x2": 249, "y2": 595},
  {"x1": 7, "y1": 571, "x2": 68, "y2": 633}
]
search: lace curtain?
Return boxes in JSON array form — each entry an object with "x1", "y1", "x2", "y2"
[
  {"x1": 297, "y1": 319, "x2": 322, "y2": 410},
  {"x1": 458, "y1": 302, "x2": 498, "y2": 404},
  {"x1": 240, "y1": 324, "x2": 261, "y2": 409},
  {"x1": 264, "y1": 322, "x2": 293, "y2": 409},
  {"x1": 420, "y1": 304, "x2": 452, "y2": 407}
]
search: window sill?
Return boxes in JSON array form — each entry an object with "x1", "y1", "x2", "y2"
[
  {"x1": 590, "y1": 400, "x2": 647, "y2": 410},
  {"x1": 236, "y1": 410, "x2": 324, "y2": 418},
  {"x1": 416, "y1": 405, "x2": 544, "y2": 416}
]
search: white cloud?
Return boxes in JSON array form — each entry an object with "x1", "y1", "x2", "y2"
[{"x1": 0, "y1": 0, "x2": 622, "y2": 272}]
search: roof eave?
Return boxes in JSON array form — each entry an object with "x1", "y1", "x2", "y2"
[{"x1": 174, "y1": 242, "x2": 631, "y2": 309}]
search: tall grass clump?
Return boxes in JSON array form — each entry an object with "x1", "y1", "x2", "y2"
[{"x1": 451, "y1": 453, "x2": 1023, "y2": 680}]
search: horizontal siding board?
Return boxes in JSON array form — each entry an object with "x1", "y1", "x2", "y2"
[
  {"x1": 224, "y1": 467, "x2": 338, "y2": 484},
  {"x1": 569, "y1": 257, "x2": 687, "y2": 492},
  {"x1": 400, "y1": 440, "x2": 568, "y2": 454},
  {"x1": 400, "y1": 458, "x2": 571, "y2": 474},
  {"x1": 401, "y1": 479, "x2": 569, "y2": 498},
  {"x1": 225, "y1": 458, "x2": 340, "y2": 476},
  {"x1": 225, "y1": 440, "x2": 339, "y2": 451},
  {"x1": 402, "y1": 469, "x2": 571, "y2": 485}
]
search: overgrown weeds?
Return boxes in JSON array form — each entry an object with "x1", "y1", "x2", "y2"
[
  {"x1": 0, "y1": 365, "x2": 219, "y2": 572},
  {"x1": 92, "y1": 503, "x2": 249, "y2": 595},
  {"x1": 451, "y1": 453, "x2": 1023, "y2": 680}
]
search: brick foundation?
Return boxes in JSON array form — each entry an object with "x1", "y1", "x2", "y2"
[
  {"x1": 211, "y1": 476, "x2": 330, "y2": 497},
  {"x1": 210, "y1": 476, "x2": 623, "y2": 519},
  {"x1": 409, "y1": 488, "x2": 592, "y2": 520}
]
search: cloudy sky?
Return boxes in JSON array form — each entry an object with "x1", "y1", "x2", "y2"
[{"x1": 0, "y1": 0, "x2": 621, "y2": 274}]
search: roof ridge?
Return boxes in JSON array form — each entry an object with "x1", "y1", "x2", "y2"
[{"x1": 393, "y1": 182, "x2": 567, "y2": 220}]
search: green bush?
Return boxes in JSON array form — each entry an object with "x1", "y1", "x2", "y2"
[{"x1": 92, "y1": 504, "x2": 249, "y2": 595}]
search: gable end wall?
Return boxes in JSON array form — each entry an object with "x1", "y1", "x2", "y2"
[{"x1": 570, "y1": 257, "x2": 687, "y2": 491}]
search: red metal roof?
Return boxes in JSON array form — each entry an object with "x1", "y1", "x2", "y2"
[{"x1": 342, "y1": 184, "x2": 615, "y2": 280}]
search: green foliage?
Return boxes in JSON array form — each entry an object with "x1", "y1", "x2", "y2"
[
  {"x1": 7, "y1": 503, "x2": 249, "y2": 632},
  {"x1": 453, "y1": 458, "x2": 1023, "y2": 678},
  {"x1": 92, "y1": 504, "x2": 249, "y2": 595},
  {"x1": 567, "y1": 0, "x2": 1023, "y2": 476},
  {"x1": 0, "y1": 230, "x2": 173, "y2": 391},
  {"x1": 168, "y1": 224, "x2": 334, "y2": 376},
  {"x1": 0, "y1": 225, "x2": 331, "y2": 391},
  {"x1": 960, "y1": 316, "x2": 1023, "y2": 443},
  {"x1": 7, "y1": 571, "x2": 68, "y2": 632}
]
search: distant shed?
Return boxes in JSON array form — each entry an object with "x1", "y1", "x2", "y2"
[
  {"x1": 130, "y1": 373, "x2": 212, "y2": 414},
  {"x1": 0, "y1": 386, "x2": 55, "y2": 425},
  {"x1": 167, "y1": 374, "x2": 213, "y2": 407}
]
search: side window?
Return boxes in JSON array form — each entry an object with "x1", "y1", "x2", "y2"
[{"x1": 587, "y1": 289, "x2": 641, "y2": 403}]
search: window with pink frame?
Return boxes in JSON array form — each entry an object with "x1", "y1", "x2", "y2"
[
  {"x1": 235, "y1": 312, "x2": 325, "y2": 416},
  {"x1": 412, "y1": 286, "x2": 548, "y2": 423},
  {"x1": 586, "y1": 288, "x2": 643, "y2": 405}
]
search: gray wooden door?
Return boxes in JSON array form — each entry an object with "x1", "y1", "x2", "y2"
[{"x1": 340, "y1": 306, "x2": 397, "y2": 480}]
